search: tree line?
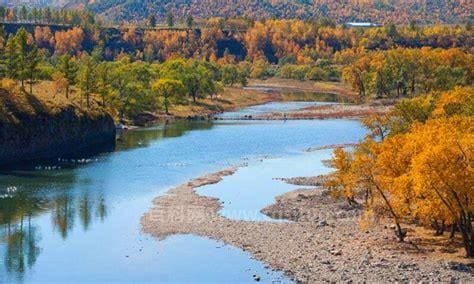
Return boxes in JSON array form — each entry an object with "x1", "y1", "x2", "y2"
[
  {"x1": 1, "y1": 19, "x2": 471, "y2": 61},
  {"x1": 0, "y1": 27, "x2": 249, "y2": 120},
  {"x1": 340, "y1": 47, "x2": 473, "y2": 101},
  {"x1": 0, "y1": 19, "x2": 471, "y2": 91},
  {"x1": 0, "y1": 6, "x2": 95, "y2": 27}
]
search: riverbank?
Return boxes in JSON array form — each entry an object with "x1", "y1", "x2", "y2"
[
  {"x1": 0, "y1": 88, "x2": 115, "y2": 166},
  {"x1": 168, "y1": 87, "x2": 281, "y2": 119},
  {"x1": 26, "y1": 78, "x2": 374, "y2": 127},
  {"x1": 248, "y1": 78, "x2": 357, "y2": 101},
  {"x1": 142, "y1": 169, "x2": 473, "y2": 282},
  {"x1": 135, "y1": 79, "x2": 362, "y2": 124}
]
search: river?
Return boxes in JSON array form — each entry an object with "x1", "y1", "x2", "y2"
[{"x1": 0, "y1": 102, "x2": 365, "y2": 283}]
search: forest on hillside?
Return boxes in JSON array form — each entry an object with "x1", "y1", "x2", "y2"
[{"x1": 2, "y1": 0, "x2": 473, "y2": 25}]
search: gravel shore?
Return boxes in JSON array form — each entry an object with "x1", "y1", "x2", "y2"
[
  {"x1": 142, "y1": 170, "x2": 474, "y2": 282},
  {"x1": 257, "y1": 103, "x2": 391, "y2": 120}
]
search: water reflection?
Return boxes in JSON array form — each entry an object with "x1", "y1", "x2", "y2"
[
  {"x1": 0, "y1": 120, "x2": 212, "y2": 279},
  {"x1": 52, "y1": 194, "x2": 75, "y2": 239},
  {"x1": 0, "y1": 190, "x2": 45, "y2": 281},
  {"x1": 116, "y1": 120, "x2": 214, "y2": 150},
  {"x1": 2, "y1": 220, "x2": 41, "y2": 282},
  {"x1": 0, "y1": 175, "x2": 109, "y2": 279}
]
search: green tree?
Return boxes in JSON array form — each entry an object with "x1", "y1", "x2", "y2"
[
  {"x1": 58, "y1": 54, "x2": 78, "y2": 98},
  {"x1": 186, "y1": 15, "x2": 194, "y2": 29},
  {"x1": 194, "y1": 63, "x2": 218, "y2": 100},
  {"x1": 149, "y1": 14, "x2": 157, "y2": 28},
  {"x1": 110, "y1": 59, "x2": 131, "y2": 118},
  {"x1": 152, "y1": 78, "x2": 185, "y2": 114},
  {"x1": 25, "y1": 44, "x2": 41, "y2": 94},
  {"x1": 385, "y1": 23, "x2": 400, "y2": 45},
  {"x1": 3, "y1": 36, "x2": 19, "y2": 80},
  {"x1": 77, "y1": 55, "x2": 97, "y2": 107},
  {"x1": 221, "y1": 64, "x2": 239, "y2": 86},
  {"x1": 96, "y1": 62, "x2": 112, "y2": 107},
  {"x1": 109, "y1": 58, "x2": 154, "y2": 118},
  {"x1": 0, "y1": 25, "x2": 5, "y2": 43},
  {"x1": 166, "y1": 11, "x2": 174, "y2": 27},
  {"x1": 15, "y1": 27, "x2": 29, "y2": 88},
  {"x1": 466, "y1": 21, "x2": 472, "y2": 31},
  {"x1": 44, "y1": 7, "x2": 52, "y2": 23},
  {"x1": 32, "y1": 8, "x2": 39, "y2": 23},
  {"x1": 0, "y1": 6, "x2": 6, "y2": 21},
  {"x1": 20, "y1": 6, "x2": 27, "y2": 22}
]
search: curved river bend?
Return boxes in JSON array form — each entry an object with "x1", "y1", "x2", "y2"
[{"x1": 0, "y1": 102, "x2": 365, "y2": 283}]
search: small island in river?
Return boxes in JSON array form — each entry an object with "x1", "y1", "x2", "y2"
[{"x1": 142, "y1": 165, "x2": 473, "y2": 282}]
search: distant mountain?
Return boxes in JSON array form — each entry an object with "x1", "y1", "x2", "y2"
[
  {"x1": 87, "y1": 0, "x2": 474, "y2": 25},
  {"x1": 3, "y1": 0, "x2": 473, "y2": 25}
]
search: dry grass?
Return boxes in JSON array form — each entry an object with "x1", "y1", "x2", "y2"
[
  {"x1": 0, "y1": 81, "x2": 105, "y2": 124},
  {"x1": 248, "y1": 78, "x2": 357, "y2": 101},
  {"x1": 169, "y1": 86, "x2": 280, "y2": 117},
  {"x1": 378, "y1": 221, "x2": 471, "y2": 264}
]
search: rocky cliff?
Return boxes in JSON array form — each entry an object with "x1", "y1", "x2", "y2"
[{"x1": 0, "y1": 89, "x2": 116, "y2": 167}]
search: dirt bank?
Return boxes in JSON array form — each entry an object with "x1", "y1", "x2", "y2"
[{"x1": 0, "y1": 89, "x2": 116, "y2": 166}]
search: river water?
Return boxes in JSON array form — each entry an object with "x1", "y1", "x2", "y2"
[{"x1": 0, "y1": 102, "x2": 365, "y2": 283}]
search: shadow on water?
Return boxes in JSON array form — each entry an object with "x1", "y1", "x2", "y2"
[{"x1": 0, "y1": 120, "x2": 215, "y2": 280}]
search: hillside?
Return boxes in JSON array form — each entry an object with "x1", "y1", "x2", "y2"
[{"x1": 3, "y1": 0, "x2": 473, "y2": 25}]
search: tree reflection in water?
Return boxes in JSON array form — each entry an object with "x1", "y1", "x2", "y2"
[
  {"x1": 0, "y1": 191, "x2": 45, "y2": 281},
  {"x1": 0, "y1": 170, "x2": 109, "y2": 279},
  {"x1": 0, "y1": 120, "x2": 215, "y2": 279}
]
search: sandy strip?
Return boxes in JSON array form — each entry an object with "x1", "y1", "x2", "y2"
[
  {"x1": 142, "y1": 170, "x2": 473, "y2": 282},
  {"x1": 256, "y1": 104, "x2": 391, "y2": 120}
]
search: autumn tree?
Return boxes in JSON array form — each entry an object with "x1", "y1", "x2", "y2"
[
  {"x1": 54, "y1": 27, "x2": 84, "y2": 55},
  {"x1": 408, "y1": 117, "x2": 473, "y2": 256},
  {"x1": 34, "y1": 26, "x2": 54, "y2": 51},
  {"x1": 325, "y1": 87, "x2": 474, "y2": 255},
  {"x1": 342, "y1": 48, "x2": 472, "y2": 100}
]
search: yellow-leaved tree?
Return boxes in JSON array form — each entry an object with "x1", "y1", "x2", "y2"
[
  {"x1": 409, "y1": 117, "x2": 473, "y2": 256},
  {"x1": 325, "y1": 86, "x2": 474, "y2": 256}
]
